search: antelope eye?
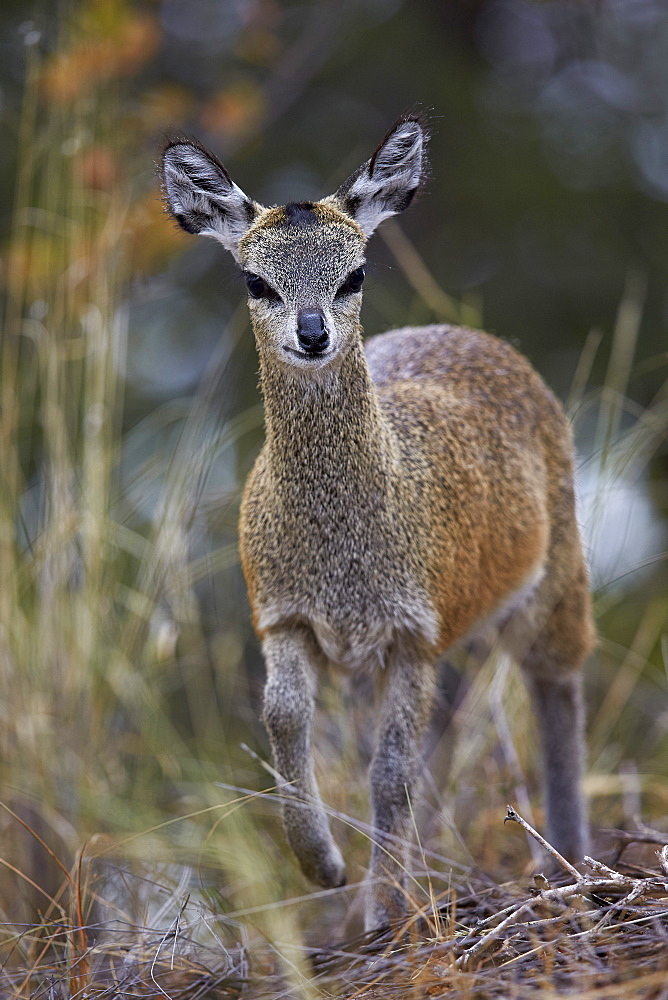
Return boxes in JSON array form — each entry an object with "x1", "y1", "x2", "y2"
[
  {"x1": 245, "y1": 273, "x2": 268, "y2": 299},
  {"x1": 336, "y1": 266, "x2": 366, "y2": 298},
  {"x1": 244, "y1": 273, "x2": 282, "y2": 302}
]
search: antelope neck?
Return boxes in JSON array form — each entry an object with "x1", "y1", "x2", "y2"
[{"x1": 260, "y1": 337, "x2": 397, "y2": 493}]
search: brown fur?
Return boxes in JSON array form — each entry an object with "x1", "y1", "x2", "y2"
[{"x1": 161, "y1": 118, "x2": 596, "y2": 932}]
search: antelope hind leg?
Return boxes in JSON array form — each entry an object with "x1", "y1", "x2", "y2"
[{"x1": 365, "y1": 645, "x2": 435, "y2": 931}]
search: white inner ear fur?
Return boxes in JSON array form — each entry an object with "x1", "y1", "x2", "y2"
[
  {"x1": 372, "y1": 122, "x2": 424, "y2": 181},
  {"x1": 338, "y1": 121, "x2": 425, "y2": 236},
  {"x1": 162, "y1": 144, "x2": 256, "y2": 262}
]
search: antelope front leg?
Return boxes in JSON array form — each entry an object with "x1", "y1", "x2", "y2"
[
  {"x1": 366, "y1": 647, "x2": 435, "y2": 931},
  {"x1": 262, "y1": 628, "x2": 346, "y2": 888}
]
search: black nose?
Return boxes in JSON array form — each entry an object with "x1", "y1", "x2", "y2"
[{"x1": 297, "y1": 310, "x2": 330, "y2": 354}]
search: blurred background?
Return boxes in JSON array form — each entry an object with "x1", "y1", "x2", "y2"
[{"x1": 0, "y1": 0, "x2": 666, "y2": 988}]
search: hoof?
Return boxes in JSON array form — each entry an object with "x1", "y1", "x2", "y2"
[
  {"x1": 364, "y1": 883, "x2": 406, "y2": 933},
  {"x1": 300, "y1": 843, "x2": 347, "y2": 889}
]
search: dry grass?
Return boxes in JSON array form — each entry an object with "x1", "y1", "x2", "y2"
[{"x1": 3, "y1": 818, "x2": 668, "y2": 999}]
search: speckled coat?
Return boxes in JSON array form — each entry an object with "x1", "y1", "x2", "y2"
[{"x1": 240, "y1": 322, "x2": 592, "y2": 674}]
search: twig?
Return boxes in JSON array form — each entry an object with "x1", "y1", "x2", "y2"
[
  {"x1": 504, "y1": 805, "x2": 582, "y2": 880},
  {"x1": 456, "y1": 871, "x2": 668, "y2": 971},
  {"x1": 455, "y1": 808, "x2": 668, "y2": 971},
  {"x1": 601, "y1": 826, "x2": 668, "y2": 864},
  {"x1": 583, "y1": 856, "x2": 626, "y2": 880},
  {"x1": 456, "y1": 898, "x2": 538, "y2": 968},
  {"x1": 150, "y1": 895, "x2": 190, "y2": 1000},
  {"x1": 659, "y1": 845, "x2": 668, "y2": 878},
  {"x1": 600, "y1": 826, "x2": 668, "y2": 847},
  {"x1": 456, "y1": 878, "x2": 605, "y2": 970}
]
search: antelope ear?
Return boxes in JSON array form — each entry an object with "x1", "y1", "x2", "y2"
[
  {"x1": 160, "y1": 139, "x2": 260, "y2": 262},
  {"x1": 330, "y1": 117, "x2": 428, "y2": 236}
]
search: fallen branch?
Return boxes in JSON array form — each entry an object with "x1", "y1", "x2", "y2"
[{"x1": 455, "y1": 808, "x2": 668, "y2": 971}]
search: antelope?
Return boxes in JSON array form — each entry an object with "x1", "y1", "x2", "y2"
[{"x1": 161, "y1": 117, "x2": 596, "y2": 931}]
